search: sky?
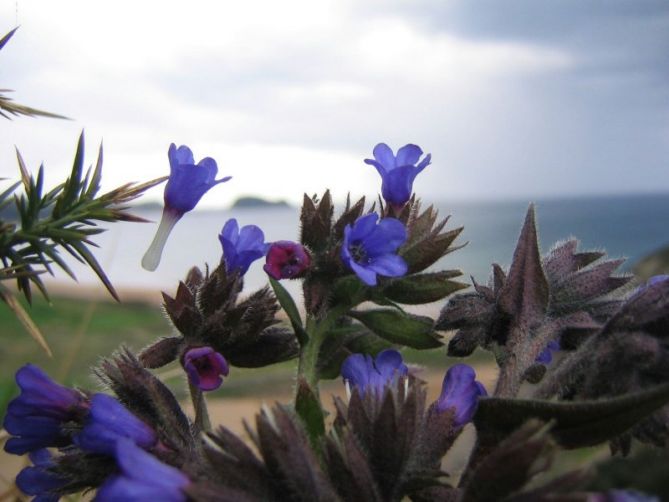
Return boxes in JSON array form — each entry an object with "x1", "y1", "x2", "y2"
[{"x1": 1, "y1": 0, "x2": 668, "y2": 207}]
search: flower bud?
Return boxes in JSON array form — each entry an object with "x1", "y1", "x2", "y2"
[
  {"x1": 183, "y1": 346, "x2": 230, "y2": 391},
  {"x1": 264, "y1": 241, "x2": 311, "y2": 280}
]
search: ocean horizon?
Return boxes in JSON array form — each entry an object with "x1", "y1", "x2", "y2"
[{"x1": 38, "y1": 192, "x2": 669, "y2": 302}]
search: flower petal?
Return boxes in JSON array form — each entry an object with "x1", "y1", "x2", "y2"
[
  {"x1": 348, "y1": 213, "x2": 379, "y2": 242},
  {"x1": 362, "y1": 218, "x2": 407, "y2": 257},
  {"x1": 367, "y1": 254, "x2": 408, "y2": 278},
  {"x1": 196, "y1": 157, "x2": 219, "y2": 183},
  {"x1": 372, "y1": 143, "x2": 396, "y2": 171},
  {"x1": 349, "y1": 260, "x2": 378, "y2": 286},
  {"x1": 169, "y1": 144, "x2": 194, "y2": 168},
  {"x1": 395, "y1": 144, "x2": 423, "y2": 166},
  {"x1": 374, "y1": 349, "x2": 408, "y2": 382}
]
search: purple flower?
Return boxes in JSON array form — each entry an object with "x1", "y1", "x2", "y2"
[
  {"x1": 364, "y1": 143, "x2": 431, "y2": 208},
  {"x1": 341, "y1": 213, "x2": 408, "y2": 286},
  {"x1": 96, "y1": 438, "x2": 189, "y2": 502},
  {"x1": 74, "y1": 394, "x2": 156, "y2": 455},
  {"x1": 264, "y1": 241, "x2": 311, "y2": 280},
  {"x1": 142, "y1": 143, "x2": 231, "y2": 271},
  {"x1": 536, "y1": 339, "x2": 560, "y2": 365},
  {"x1": 164, "y1": 144, "x2": 231, "y2": 215},
  {"x1": 183, "y1": 346, "x2": 230, "y2": 391},
  {"x1": 3, "y1": 364, "x2": 87, "y2": 455},
  {"x1": 219, "y1": 218, "x2": 269, "y2": 276},
  {"x1": 435, "y1": 364, "x2": 487, "y2": 426},
  {"x1": 341, "y1": 349, "x2": 408, "y2": 395},
  {"x1": 15, "y1": 449, "x2": 67, "y2": 502}
]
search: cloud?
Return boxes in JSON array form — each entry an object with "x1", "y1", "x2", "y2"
[{"x1": 1, "y1": 0, "x2": 667, "y2": 206}]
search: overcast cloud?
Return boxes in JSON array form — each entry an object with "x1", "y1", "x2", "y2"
[{"x1": 1, "y1": 0, "x2": 667, "y2": 206}]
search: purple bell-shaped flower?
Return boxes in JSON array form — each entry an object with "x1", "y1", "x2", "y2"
[{"x1": 142, "y1": 143, "x2": 231, "y2": 271}]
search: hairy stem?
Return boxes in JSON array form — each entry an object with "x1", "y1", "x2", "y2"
[{"x1": 189, "y1": 381, "x2": 211, "y2": 432}]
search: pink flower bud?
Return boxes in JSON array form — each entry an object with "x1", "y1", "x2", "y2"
[{"x1": 263, "y1": 241, "x2": 311, "y2": 280}]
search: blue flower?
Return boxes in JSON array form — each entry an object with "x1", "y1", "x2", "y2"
[
  {"x1": 364, "y1": 143, "x2": 431, "y2": 207},
  {"x1": 535, "y1": 339, "x2": 560, "y2": 365},
  {"x1": 142, "y1": 143, "x2": 231, "y2": 271},
  {"x1": 341, "y1": 349, "x2": 408, "y2": 395},
  {"x1": 341, "y1": 213, "x2": 408, "y2": 286},
  {"x1": 435, "y1": 364, "x2": 487, "y2": 426},
  {"x1": 3, "y1": 364, "x2": 86, "y2": 455},
  {"x1": 96, "y1": 438, "x2": 189, "y2": 502},
  {"x1": 74, "y1": 394, "x2": 156, "y2": 455},
  {"x1": 218, "y1": 218, "x2": 269, "y2": 276},
  {"x1": 15, "y1": 449, "x2": 67, "y2": 502},
  {"x1": 164, "y1": 144, "x2": 231, "y2": 215}
]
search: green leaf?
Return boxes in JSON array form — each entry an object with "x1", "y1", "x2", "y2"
[
  {"x1": 295, "y1": 378, "x2": 326, "y2": 452},
  {"x1": 331, "y1": 275, "x2": 370, "y2": 307},
  {"x1": 348, "y1": 309, "x2": 442, "y2": 349},
  {"x1": 474, "y1": 383, "x2": 669, "y2": 449},
  {"x1": 382, "y1": 270, "x2": 468, "y2": 304},
  {"x1": 69, "y1": 240, "x2": 119, "y2": 301},
  {"x1": 269, "y1": 277, "x2": 307, "y2": 346}
]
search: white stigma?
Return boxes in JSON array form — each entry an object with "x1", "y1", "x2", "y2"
[{"x1": 141, "y1": 209, "x2": 180, "y2": 271}]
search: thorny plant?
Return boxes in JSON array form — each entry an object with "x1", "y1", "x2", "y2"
[{"x1": 2, "y1": 138, "x2": 669, "y2": 502}]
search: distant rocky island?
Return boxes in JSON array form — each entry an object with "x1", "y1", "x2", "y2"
[{"x1": 231, "y1": 196, "x2": 291, "y2": 209}]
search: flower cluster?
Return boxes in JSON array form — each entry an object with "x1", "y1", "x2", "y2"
[
  {"x1": 4, "y1": 363, "x2": 191, "y2": 501},
  {"x1": 5, "y1": 137, "x2": 669, "y2": 502}
]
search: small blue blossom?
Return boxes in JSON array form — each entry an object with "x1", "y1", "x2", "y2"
[
  {"x1": 3, "y1": 364, "x2": 87, "y2": 455},
  {"x1": 341, "y1": 349, "x2": 408, "y2": 395},
  {"x1": 341, "y1": 213, "x2": 408, "y2": 286},
  {"x1": 74, "y1": 394, "x2": 156, "y2": 455},
  {"x1": 435, "y1": 364, "x2": 487, "y2": 426},
  {"x1": 15, "y1": 449, "x2": 67, "y2": 502},
  {"x1": 96, "y1": 438, "x2": 189, "y2": 502},
  {"x1": 164, "y1": 143, "x2": 231, "y2": 215},
  {"x1": 536, "y1": 339, "x2": 560, "y2": 365},
  {"x1": 364, "y1": 143, "x2": 431, "y2": 208},
  {"x1": 142, "y1": 143, "x2": 231, "y2": 271},
  {"x1": 219, "y1": 218, "x2": 269, "y2": 276}
]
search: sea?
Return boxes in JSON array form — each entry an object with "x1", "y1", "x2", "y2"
[{"x1": 42, "y1": 193, "x2": 669, "y2": 302}]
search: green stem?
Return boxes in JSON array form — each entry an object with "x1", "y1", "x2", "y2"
[
  {"x1": 189, "y1": 381, "x2": 211, "y2": 432},
  {"x1": 296, "y1": 302, "x2": 356, "y2": 395}
]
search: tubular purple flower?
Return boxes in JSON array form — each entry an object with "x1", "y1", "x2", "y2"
[
  {"x1": 3, "y1": 364, "x2": 87, "y2": 455},
  {"x1": 435, "y1": 364, "x2": 487, "y2": 426},
  {"x1": 15, "y1": 449, "x2": 67, "y2": 502},
  {"x1": 142, "y1": 143, "x2": 231, "y2": 271},
  {"x1": 96, "y1": 438, "x2": 189, "y2": 502},
  {"x1": 341, "y1": 212, "x2": 408, "y2": 286},
  {"x1": 218, "y1": 218, "x2": 269, "y2": 276},
  {"x1": 264, "y1": 241, "x2": 311, "y2": 280},
  {"x1": 74, "y1": 393, "x2": 156, "y2": 455},
  {"x1": 341, "y1": 349, "x2": 408, "y2": 395},
  {"x1": 364, "y1": 143, "x2": 431, "y2": 208},
  {"x1": 183, "y1": 346, "x2": 230, "y2": 391}
]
